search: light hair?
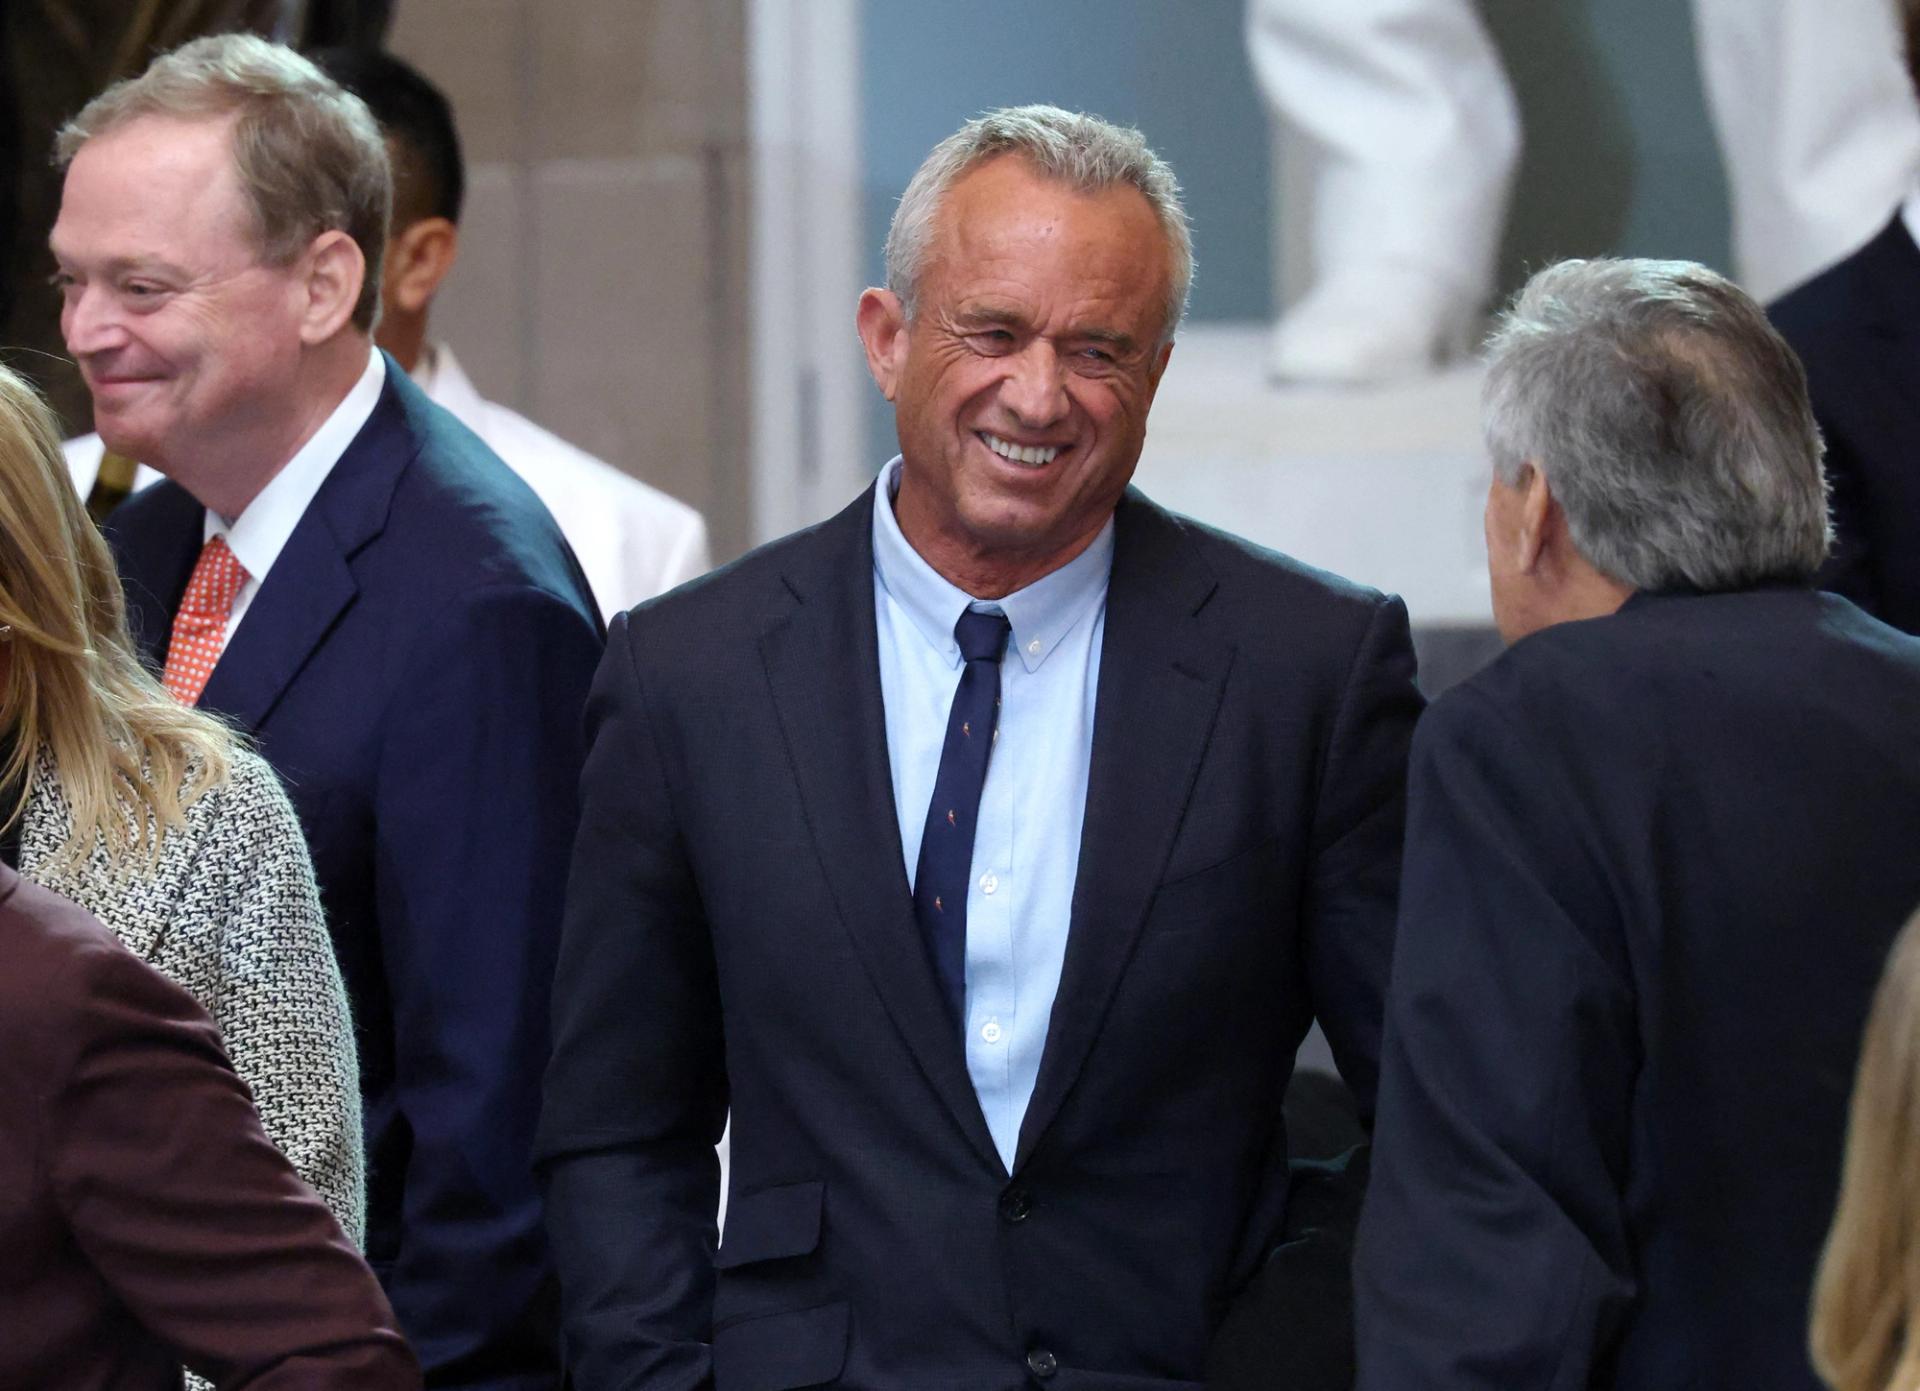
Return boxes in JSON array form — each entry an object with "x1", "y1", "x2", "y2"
[
  {"x1": 1811, "y1": 906, "x2": 1920, "y2": 1391},
  {"x1": 55, "y1": 33, "x2": 391, "y2": 333},
  {"x1": 1482, "y1": 258, "x2": 1831, "y2": 592},
  {"x1": 884, "y1": 104, "x2": 1194, "y2": 345},
  {"x1": 0, "y1": 365, "x2": 235, "y2": 866}
]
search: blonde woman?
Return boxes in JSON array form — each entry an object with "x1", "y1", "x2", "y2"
[
  {"x1": 1811, "y1": 907, "x2": 1920, "y2": 1391},
  {"x1": 0, "y1": 363, "x2": 362, "y2": 1240}
]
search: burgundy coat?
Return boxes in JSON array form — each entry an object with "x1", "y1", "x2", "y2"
[{"x1": 0, "y1": 862, "x2": 418, "y2": 1390}]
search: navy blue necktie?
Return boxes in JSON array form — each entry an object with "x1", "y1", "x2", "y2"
[{"x1": 913, "y1": 608, "x2": 1012, "y2": 1028}]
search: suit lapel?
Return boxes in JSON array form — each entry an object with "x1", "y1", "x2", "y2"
[
  {"x1": 104, "y1": 481, "x2": 205, "y2": 667},
  {"x1": 199, "y1": 362, "x2": 416, "y2": 728},
  {"x1": 759, "y1": 493, "x2": 1005, "y2": 1173},
  {"x1": 1014, "y1": 492, "x2": 1233, "y2": 1172}
]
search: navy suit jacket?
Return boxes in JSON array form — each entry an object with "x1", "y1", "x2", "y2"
[
  {"x1": 1771, "y1": 214, "x2": 1920, "y2": 633},
  {"x1": 536, "y1": 487, "x2": 1424, "y2": 1390},
  {"x1": 108, "y1": 357, "x2": 604, "y2": 1390},
  {"x1": 1355, "y1": 588, "x2": 1920, "y2": 1390}
]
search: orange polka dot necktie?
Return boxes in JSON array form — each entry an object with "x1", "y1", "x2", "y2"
[{"x1": 162, "y1": 535, "x2": 249, "y2": 706}]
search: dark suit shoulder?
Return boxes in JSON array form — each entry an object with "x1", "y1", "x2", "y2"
[{"x1": 1769, "y1": 215, "x2": 1909, "y2": 358}]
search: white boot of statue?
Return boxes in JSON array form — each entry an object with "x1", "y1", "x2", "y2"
[
  {"x1": 1247, "y1": 0, "x2": 1519, "y2": 384},
  {"x1": 1692, "y1": 0, "x2": 1920, "y2": 301}
]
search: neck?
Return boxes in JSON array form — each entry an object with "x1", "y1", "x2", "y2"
[
  {"x1": 163, "y1": 335, "x2": 371, "y2": 520},
  {"x1": 375, "y1": 309, "x2": 428, "y2": 376}
]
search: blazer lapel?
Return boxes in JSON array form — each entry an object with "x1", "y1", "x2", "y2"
[
  {"x1": 103, "y1": 481, "x2": 205, "y2": 667},
  {"x1": 197, "y1": 361, "x2": 418, "y2": 728},
  {"x1": 1014, "y1": 492, "x2": 1234, "y2": 1172},
  {"x1": 758, "y1": 493, "x2": 1004, "y2": 1174}
]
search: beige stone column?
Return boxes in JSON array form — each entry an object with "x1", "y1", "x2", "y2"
[{"x1": 390, "y1": 0, "x2": 761, "y2": 559}]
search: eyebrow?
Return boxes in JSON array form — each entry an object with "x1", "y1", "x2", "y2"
[
  {"x1": 45, "y1": 246, "x2": 190, "y2": 281},
  {"x1": 956, "y1": 306, "x2": 1140, "y2": 354}
]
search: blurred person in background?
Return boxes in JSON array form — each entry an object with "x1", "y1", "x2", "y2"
[
  {"x1": 1770, "y1": 0, "x2": 1920, "y2": 634},
  {"x1": 1809, "y1": 905, "x2": 1920, "y2": 1391},
  {"x1": 310, "y1": 45, "x2": 711, "y2": 615},
  {"x1": 0, "y1": 360, "x2": 362, "y2": 1237}
]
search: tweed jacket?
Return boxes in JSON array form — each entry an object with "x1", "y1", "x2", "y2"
[{"x1": 19, "y1": 744, "x2": 364, "y2": 1242}]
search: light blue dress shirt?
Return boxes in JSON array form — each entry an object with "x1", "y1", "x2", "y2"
[{"x1": 871, "y1": 457, "x2": 1111, "y2": 1171}]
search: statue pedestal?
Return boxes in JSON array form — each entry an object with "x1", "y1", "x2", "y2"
[
  {"x1": 1138, "y1": 322, "x2": 1504, "y2": 701},
  {"x1": 1139, "y1": 323, "x2": 1493, "y2": 628}
]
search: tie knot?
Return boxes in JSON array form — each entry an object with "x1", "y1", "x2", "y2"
[
  {"x1": 180, "y1": 535, "x2": 250, "y2": 617},
  {"x1": 954, "y1": 609, "x2": 1011, "y2": 663}
]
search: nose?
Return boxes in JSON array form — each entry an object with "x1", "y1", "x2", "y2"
[
  {"x1": 999, "y1": 340, "x2": 1069, "y2": 428},
  {"x1": 61, "y1": 283, "x2": 126, "y2": 358}
]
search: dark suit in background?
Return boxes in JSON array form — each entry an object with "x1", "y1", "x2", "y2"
[
  {"x1": 1771, "y1": 214, "x2": 1920, "y2": 633},
  {"x1": 539, "y1": 487, "x2": 1421, "y2": 1389},
  {"x1": 1356, "y1": 587, "x2": 1920, "y2": 1389},
  {"x1": 109, "y1": 362, "x2": 603, "y2": 1388},
  {"x1": 0, "y1": 862, "x2": 418, "y2": 1390}
]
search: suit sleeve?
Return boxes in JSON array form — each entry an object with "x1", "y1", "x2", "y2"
[
  {"x1": 372, "y1": 581, "x2": 604, "y2": 1388},
  {"x1": 536, "y1": 611, "x2": 728, "y2": 1391},
  {"x1": 48, "y1": 934, "x2": 418, "y2": 1388},
  {"x1": 1301, "y1": 593, "x2": 1424, "y2": 1119},
  {"x1": 1352, "y1": 687, "x2": 1638, "y2": 1390}
]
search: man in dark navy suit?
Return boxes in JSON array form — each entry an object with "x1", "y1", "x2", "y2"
[
  {"x1": 1355, "y1": 258, "x2": 1920, "y2": 1390},
  {"x1": 538, "y1": 106, "x2": 1424, "y2": 1390},
  {"x1": 51, "y1": 35, "x2": 601, "y2": 1389},
  {"x1": 1769, "y1": 0, "x2": 1920, "y2": 633}
]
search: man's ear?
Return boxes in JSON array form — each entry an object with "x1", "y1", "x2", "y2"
[
  {"x1": 1514, "y1": 462, "x2": 1556, "y2": 574},
  {"x1": 856, "y1": 287, "x2": 910, "y2": 401},
  {"x1": 384, "y1": 216, "x2": 459, "y2": 316},
  {"x1": 298, "y1": 229, "x2": 367, "y2": 343}
]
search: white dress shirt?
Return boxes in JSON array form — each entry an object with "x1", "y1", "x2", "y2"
[
  {"x1": 870, "y1": 457, "x2": 1112, "y2": 1170},
  {"x1": 207, "y1": 347, "x2": 386, "y2": 643}
]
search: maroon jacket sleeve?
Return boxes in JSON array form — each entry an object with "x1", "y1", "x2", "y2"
[{"x1": 46, "y1": 922, "x2": 421, "y2": 1390}]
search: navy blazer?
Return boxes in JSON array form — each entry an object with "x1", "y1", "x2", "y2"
[
  {"x1": 1771, "y1": 214, "x2": 1920, "y2": 633},
  {"x1": 1355, "y1": 588, "x2": 1920, "y2": 1390},
  {"x1": 537, "y1": 487, "x2": 1423, "y2": 1390},
  {"x1": 108, "y1": 358, "x2": 604, "y2": 1390}
]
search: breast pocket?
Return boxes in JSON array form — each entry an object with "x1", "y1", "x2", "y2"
[{"x1": 712, "y1": 1180, "x2": 848, "y2": 1391}]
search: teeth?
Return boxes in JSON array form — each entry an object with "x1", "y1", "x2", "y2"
[{"x1": 982, "y1": 433, "x2": 1059, "y2": 466}]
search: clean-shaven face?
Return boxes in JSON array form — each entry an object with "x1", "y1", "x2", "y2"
[
  {"x1": 51, "y1": 113, "x2": 309, "y2": 477},
  {"x1": 886, "y1": 155, "x2": 1174, "y2": 591}
]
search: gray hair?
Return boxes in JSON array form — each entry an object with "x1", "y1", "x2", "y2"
[
  {"x1": 56, "y1": 33, "x2": 391, "y2": 334},
  {"x1": 1482, "y1": 258, "x2": 1830, "y2": 592},
  {"x1": 884, "y1": 104, "x2": 1194, "y2": 345}
]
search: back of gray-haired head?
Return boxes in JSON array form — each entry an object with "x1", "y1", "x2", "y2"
[
  {"x1": 884, "y1": 104, "x2": 1193, "y2": 345},
  {"x1": 56, "y1": 32, "x2": 391, "y2": 333},
  {"x1": 1482, "y1": 257, "x2": 1830, "y2": 592}
]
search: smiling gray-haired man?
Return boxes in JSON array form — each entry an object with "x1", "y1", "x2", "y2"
[
  {"x1": 1356, "y1": 257, "x2": 1920, "y2": 1391},
  {"x1": 537, "y1": 105, "x2": 1424, "y2": 1389}
]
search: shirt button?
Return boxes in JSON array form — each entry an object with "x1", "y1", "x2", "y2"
[
  {"x1": 1027, "y1": 639, "x2": 1041, "y2": 656},
  {"x1": 980, "y1": 871, "x2": 999, "y2": 895},
  {"x1": 1027, "y1": 1348, "x2": 1058, "y2": 1379},
  {"x1": 981, "y1": 1020, "x2": 1003, "y2": 1044}
]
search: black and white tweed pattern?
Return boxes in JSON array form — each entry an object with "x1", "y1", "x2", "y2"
[{"x1": 20, "y1": 746, "x2": 365, "y2": 1246}]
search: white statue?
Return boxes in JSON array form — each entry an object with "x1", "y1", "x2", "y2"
[{"x1": 1249, "y1": 0, "x2": 1920, "y2": 383}]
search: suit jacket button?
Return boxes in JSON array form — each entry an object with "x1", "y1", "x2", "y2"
[
  {"x1": 1026, "y1": 1348, "x2": 1058, "y2": 1378},
  {"x1": 999, "y1": 1186, "x2": 1033, "y2": 1223}
]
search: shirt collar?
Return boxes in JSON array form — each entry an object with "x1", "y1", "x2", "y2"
[
  {"x1": 870, "y1": 455, "x2": 1114, "y2": 674},
  {"x1": 1903, "y1": 186, "x2": 1920, "y2": 254},
  {"x1": 206, "y1": 346, "x2": 386, "y2": 579}
]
